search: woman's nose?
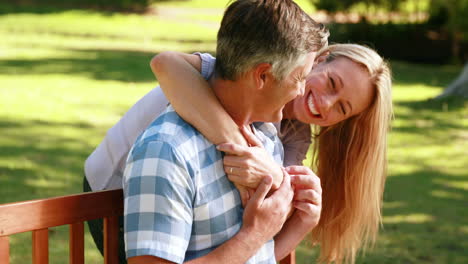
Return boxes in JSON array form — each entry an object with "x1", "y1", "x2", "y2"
[
  {"x1": 298, "y1": 83, "x2": 306, "y2": 96},
  {"x1": 322, "y1": 94, "x2": 339, "y2": 113}
]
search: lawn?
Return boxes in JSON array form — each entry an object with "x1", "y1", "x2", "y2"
[{"x1": 0, "y1": 1, "x2": 467, "y2": 263}]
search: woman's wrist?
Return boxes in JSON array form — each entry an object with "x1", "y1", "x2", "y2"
[{"x1": 271, "y1": 166, "x2": 285, "y2": 190}]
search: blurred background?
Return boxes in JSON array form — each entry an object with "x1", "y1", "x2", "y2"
[{"x1": 0, "y1": 0, "x2": 466, "y2": 263}]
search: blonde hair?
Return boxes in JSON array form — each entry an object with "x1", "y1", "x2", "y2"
[{"x1": 310, "y1": 44, "x2": 393, "y2": 263}]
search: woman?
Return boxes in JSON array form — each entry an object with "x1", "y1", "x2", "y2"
[
  {"x1": 150, "y1": 43, "x2": 393, "y2": 263},
  {"x1": 84, "y1": 44, "x2": 392, "y2": 264}
]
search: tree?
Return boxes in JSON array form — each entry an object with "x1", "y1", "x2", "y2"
[
  {"x1": 429, "y1": 0, "x2": 468, "y2": 98},
  {"x1": 311, "y1": 0, "x2": 403, "y2": 18},
  {"x1": 429, "y1": 0, "x2": 468, "y2": 62},
  {"x1": 436, "y1": 63, "x2": 468, "y2": 99}
]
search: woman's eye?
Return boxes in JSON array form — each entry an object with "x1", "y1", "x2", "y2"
[{"x1": 329, "y1": 76, "x2": 336, "y2": 90}]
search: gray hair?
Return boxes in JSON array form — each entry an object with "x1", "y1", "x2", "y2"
[{"x1": 215, "y1": 0, "x2": 329, "y2": 81}]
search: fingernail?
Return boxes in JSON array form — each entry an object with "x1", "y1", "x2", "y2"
[{"x1": 263, "y1": 176, "x2": 272, "y2": 184}]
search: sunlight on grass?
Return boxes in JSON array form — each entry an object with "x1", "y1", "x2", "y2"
[
  {"x1": 460, "y1": 226, "x2": 468, "y2": 235},
  {"x1": 434, "y1": 179, "x2": 468, "y2": 191},
  {"x1": 153, "y1": 0, "x2": 316, "y2": 14},
  {"x1": 0, "y1": 11, "x2": 216, "y2": 41},
  {"x1": 0, "y1": 29, "x2": 215, "y2": 54},
  {"x1": 383, "y1": 214, "x2": 434, "y2": 224},
  {"x1": 431, "y1": 190, "x2": 464, "y2": 200},
  {"x1": 383, "y1": 201, "x2": 406, "y2": 209}
]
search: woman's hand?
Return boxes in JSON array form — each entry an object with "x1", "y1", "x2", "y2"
[
  {"x1": 286, "y1": 166, "x2": 322, "y2": 228},
  {"x1": 217, "y1": 125, "x2": 284, "y2": 190}
]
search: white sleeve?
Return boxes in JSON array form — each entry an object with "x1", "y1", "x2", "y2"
[
  {"x1": 194, "y1": 52, "x2": 216, "y2": 79},
  {"x1": 86, "y1": 52, "x2": 216, "y2": 191},
  {"x1": 84, "y1": 87, "x2": 169, "y2": 191}
]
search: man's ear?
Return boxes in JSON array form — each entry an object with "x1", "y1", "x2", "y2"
[
  {"x1": 314, "y1": 52, "x2": 328, "y2": 66},
  {"x1": 252, "y1": 63, "x2": 273, "y2": 90}
]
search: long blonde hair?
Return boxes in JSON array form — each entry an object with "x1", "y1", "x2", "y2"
[{"x1": 310, "y1": 44, "x2": 393, "y2": 263}]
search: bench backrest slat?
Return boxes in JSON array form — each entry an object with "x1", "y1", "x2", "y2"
[
  {"x1": 0, "y1": 189, "x2": 123, "y2": 263},
  {"x1": 0, "y1": 189, "x2": 123, "y2": 237},
  {"x1": 104, "y1": 215, "x2": 120, "y2": 264},
  {"x1": 0, "y1": 189, "x2": 296, "y2": 263},
  {"x1": 0, "y1": 236, "x2": 9, "y2": 264},
  {"x1": 32, "y1": 228, "x2": 49, "y2": 264},
  {"x1": 70, "y1": 222, "x2": 85, "y2": 264}
]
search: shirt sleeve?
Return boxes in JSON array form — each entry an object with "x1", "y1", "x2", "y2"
[
  {"x1": 123, "y1": 140, "x2": 194, "y2": 263},
  {"x1": 279, "y1": 120, "x2": 312, "y2": 167},
  {"x1": 84, "y1": 86, "x2": 170, "y2": 191},
  {"x1": 194, "y1": 52, "x2": 216, "y2": 80}
]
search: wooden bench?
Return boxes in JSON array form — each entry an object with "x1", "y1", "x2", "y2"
[{"x1": 0, "y1": 189, "x2": 295, "y2": 264}]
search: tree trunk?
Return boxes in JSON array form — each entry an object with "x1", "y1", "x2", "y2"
[{"x1": 436, "y1": 62, "x2": 468, "y2": 99}]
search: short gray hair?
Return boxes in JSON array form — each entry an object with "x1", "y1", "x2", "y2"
[{"x1": 215, "y1": 0, "x2": 329, "y2": 81}]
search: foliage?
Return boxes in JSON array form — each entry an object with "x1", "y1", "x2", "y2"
[
  {"x1": 312, "y1": 0, "x2": 401, "y2": 12},
  {"x1": 328, "y1": 22, "x2": 468, "y2": 64},
  {"x1": 429, "y1": 0, "x2": 468, "y2": 36}
]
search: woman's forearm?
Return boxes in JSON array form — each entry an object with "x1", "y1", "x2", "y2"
[
  {"x1": 150, "y1": 51, "x2": 247, "y2": 146},
  {"x1": 274, "y1": 213, "x2": 314, "y2": 260}
]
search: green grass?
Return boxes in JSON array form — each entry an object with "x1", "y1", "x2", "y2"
[
  {"x1": 153, "y1": 0, "x2": 316, "y2": 13},
  {"x1": 1, "y1": 2, "x2": 467, "y2": 264}
]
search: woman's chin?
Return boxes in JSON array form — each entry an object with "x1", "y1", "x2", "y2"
[{"x1": 293, "y1": 103, "x2": 317, "y2": 125}]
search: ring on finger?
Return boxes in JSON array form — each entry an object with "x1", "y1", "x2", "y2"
[{"x1": 229, "y1": 167, "x2": 233, "y2": 174}]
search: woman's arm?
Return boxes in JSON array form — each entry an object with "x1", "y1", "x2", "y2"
[
  {"x1": 274, "y1": 166, "x2": 322, "y2": 260},
  {"x1": 150, "y1": 52, "x2": 285, "y2": 191},
  {"x1": 150, "y1": 51, "x2": 247, "y2": 146}
]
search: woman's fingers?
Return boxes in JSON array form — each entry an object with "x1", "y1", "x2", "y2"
[
  {"x1": 290, "y1": 174, "x2": 322, "y2": 195},
  {"x1": 293, "y1": 201, "x2": 320, "y2": 215},
  {"x1": 294, "y1": 189, "x2": 321, "y2": 205},
  {"x1": 248, "y1": 176, "x2": 273, "y2": 208},
  {"x1": 217, "y1": 143, "x2": 250, "y2": 156},
  {"x1": 236, "y1": 185, "x2": 250, "y2": 207},
  {"x1": 223, "y1": 155, "x2": 249, "y2": 167},
  {"x1": 270, "y1": 169, "x2": 293, "y2": 201},
  {"x1": 239, "y1": 125, "x2": 263, "y2": 147},
  {"x1": 223, "y1": 165, "x2": 249, "y2": 178},
  {"x1": 227, "y1": 173, "x2": 258, "y2": 188},
  {"x1": 285, "y1": 165, "x2": 314, "y2": 175}
]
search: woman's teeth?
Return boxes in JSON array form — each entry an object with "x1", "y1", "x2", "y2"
[{"x1": 307, "y1": 94, "x2": 319, "y2": 115}]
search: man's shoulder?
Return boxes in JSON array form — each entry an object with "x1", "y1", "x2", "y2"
[
  {"x1": 141, "y1": 107, "x2": 198, "y2": 143},
  {"x1": 131, "y1": 107, "x2": 211, "y2": 159},
  {"x1": 253, "y1": 122, "x2": 280, "y2": 142}
]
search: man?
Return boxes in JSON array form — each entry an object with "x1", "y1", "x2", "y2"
[{"x1": 124, "y1": 0, "x2": 327, "y2": 263}]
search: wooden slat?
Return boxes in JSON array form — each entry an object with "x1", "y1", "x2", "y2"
[
  {"x1": 0, "y1": 189, "x2": 123, "y2": 236},
  {"x1": 69, "y1": 222, "x2": 84, "y2": 264},
  {"x1": 32, "y1": 228, "x2": 48, "y2": 264},
  {"x1": 103, "y1": 215, "x2": 119, "y2": 264},
  {"x1": 0, "y1": 236, "x2": 9, "y2": 264},
  {"x1": 279, "y1": 250, "x2": 296, "y2": 264}
]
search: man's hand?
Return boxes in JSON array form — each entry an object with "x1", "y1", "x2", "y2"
[
  {"x1": 238, "y1": 170, "x2": 294, "y2": 249},
  {"x1": 286, "y1": 166, "x2": 322, "y2": 228}
]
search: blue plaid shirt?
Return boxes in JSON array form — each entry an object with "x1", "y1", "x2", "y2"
[{"x1": 123, "y1": 106, "x2": 284, "y2": 263}]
